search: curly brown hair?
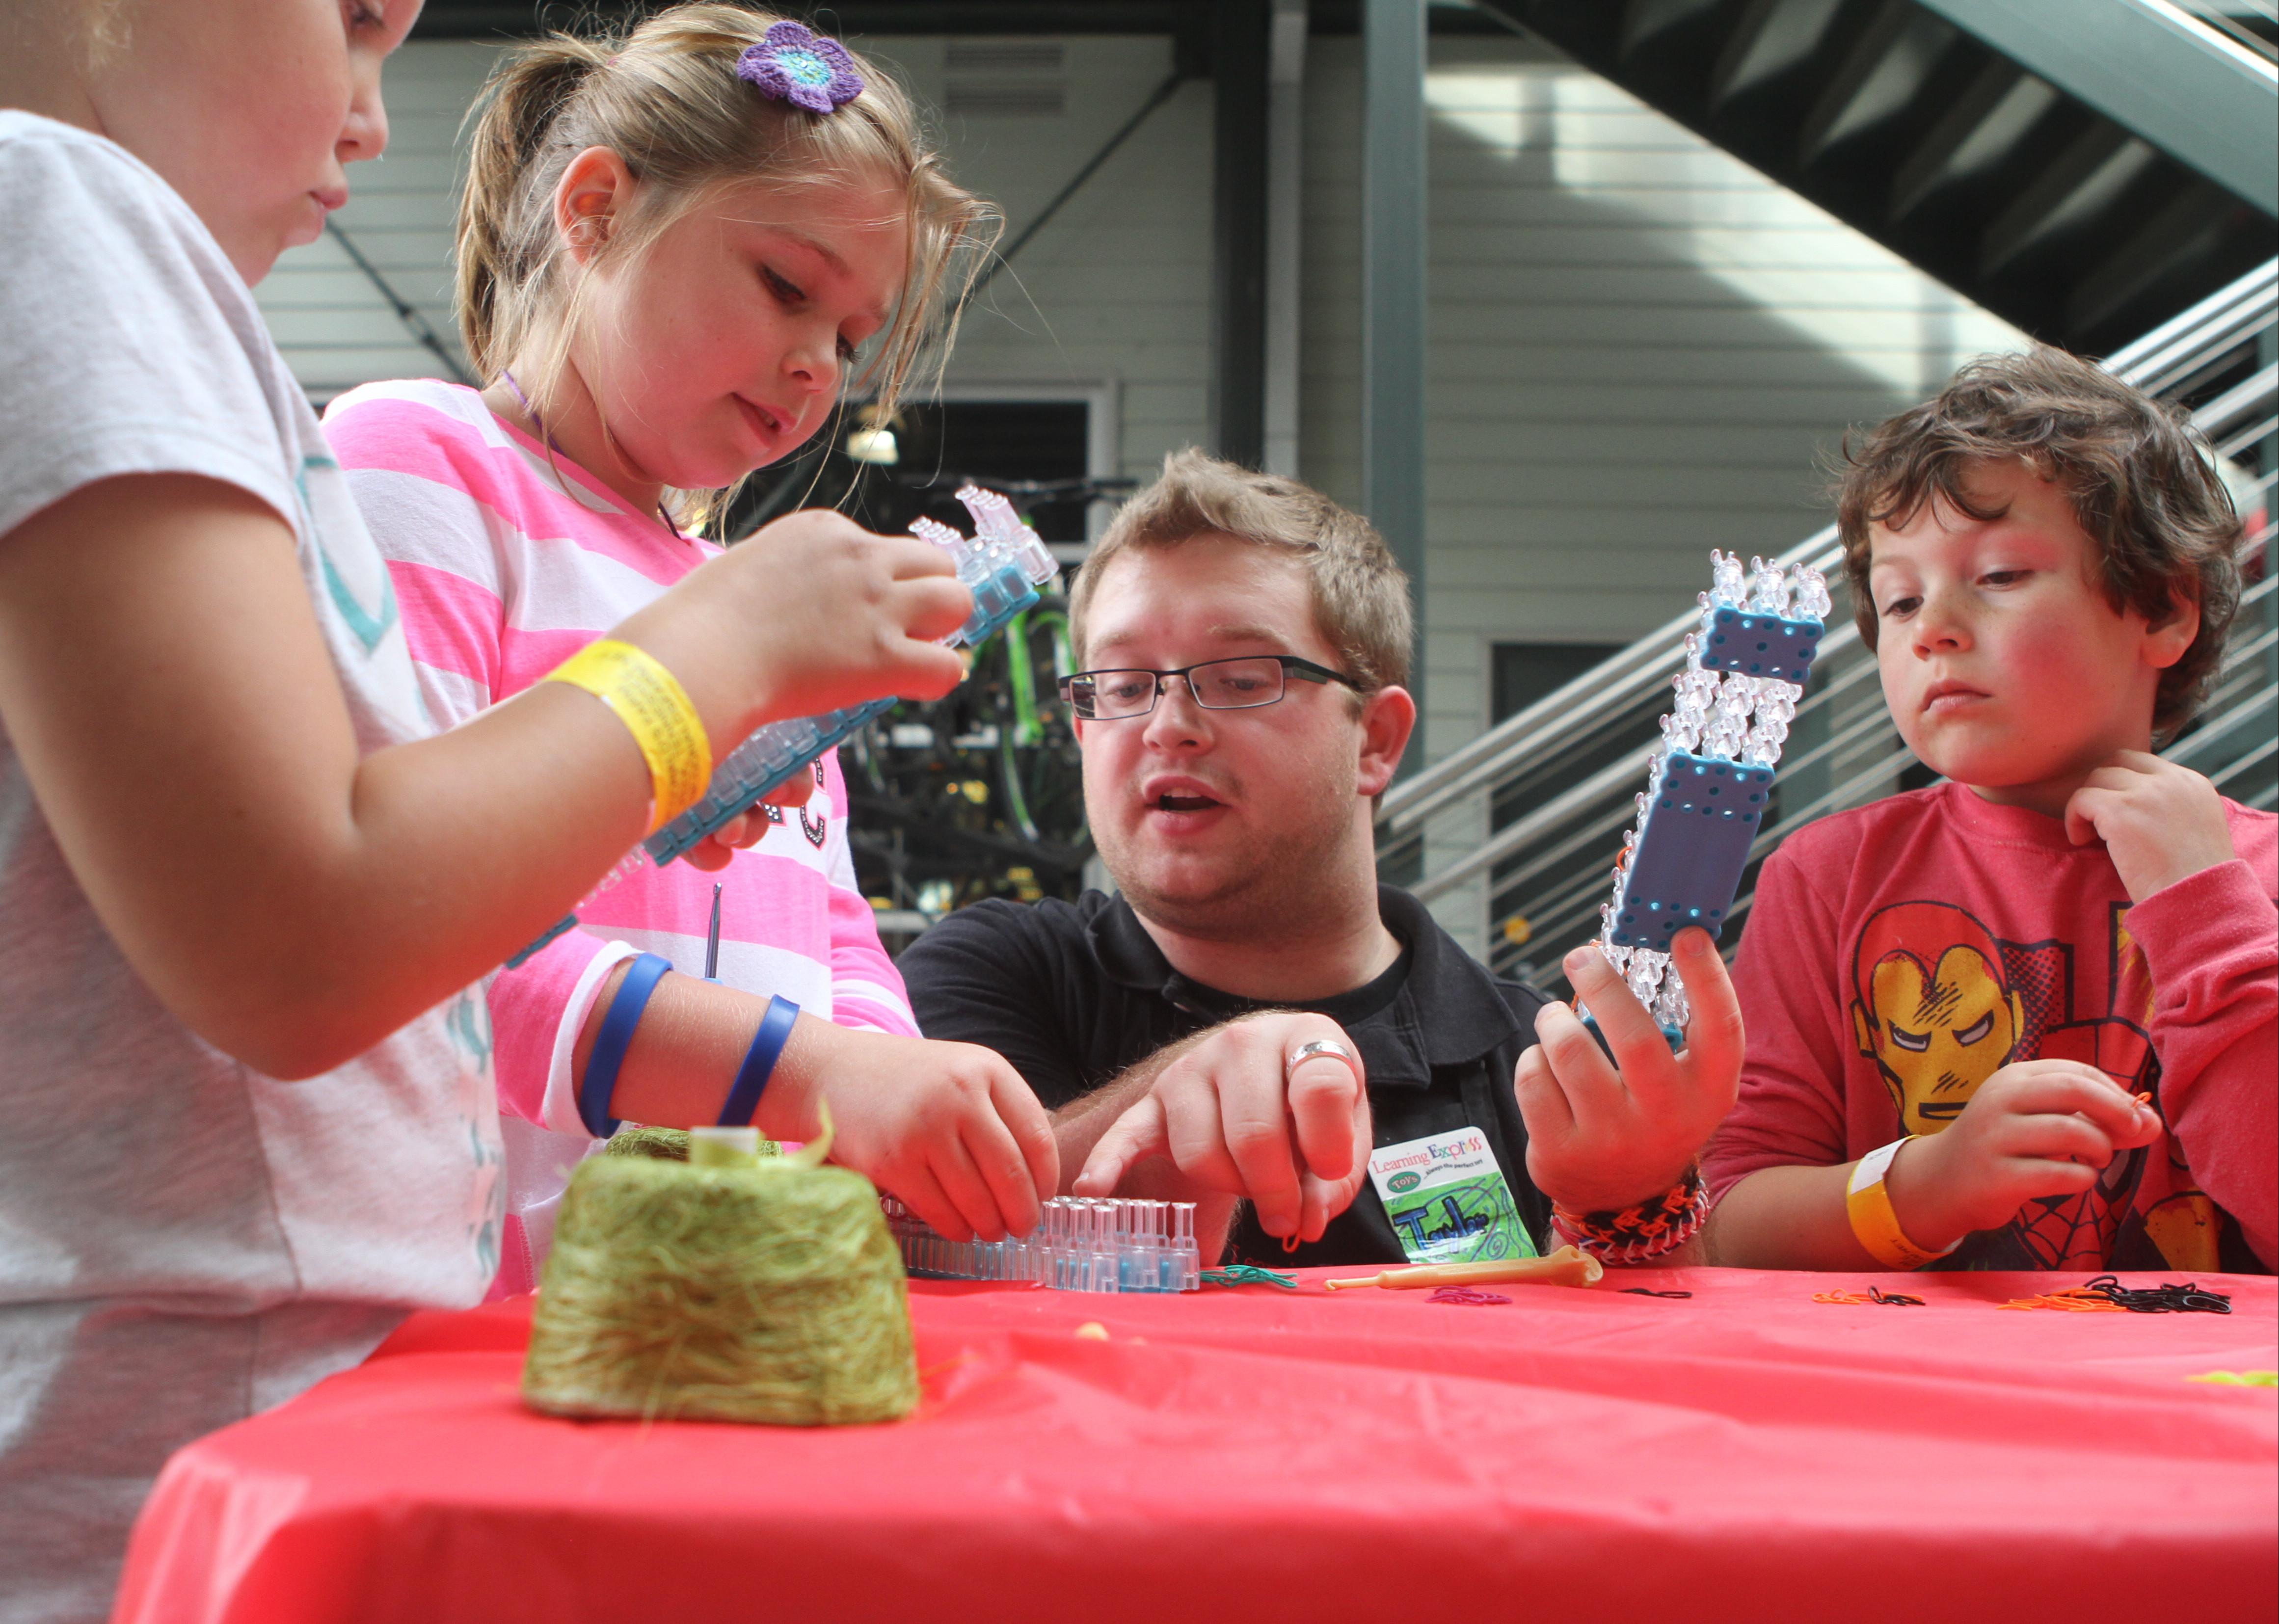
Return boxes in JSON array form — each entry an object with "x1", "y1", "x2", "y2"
[{"x1": 1835, "y1": 346, "x2": 2242, "y2": 739}]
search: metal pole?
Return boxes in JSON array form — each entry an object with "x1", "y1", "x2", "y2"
[
  {"x1": 1212, "y1": 0, "x2": 1273, "y2": 468},
  {"x1": 1363, "y1": 0, "x2": 1428, "y2": 742},
  {"x1": 1262, "y1": 0, "x2": 1309, "y2": 479}
]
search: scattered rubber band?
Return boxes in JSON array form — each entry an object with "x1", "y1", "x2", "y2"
[
  {"x1": 1812, "y1": 1286, "x2": 1924, "y2": 1306},
  {"x1": 2002, "y1": 1277, "x2": 2231, "y2": 1315},
  {"x1": 1620, "y1": 1288, "x2": 1693, "y2": 1298},
  {"x1": 1427, "y1": 1286, "x2": 1511, "y2": 1306},
  {"x1": 1199, "y1": 1265, "x2": 1298, "y2": 1290},
  {"x1": 2188, "y1": 1370, "x2": 2278, "y2": 1386}
]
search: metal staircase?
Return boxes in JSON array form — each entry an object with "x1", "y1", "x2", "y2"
[
  {"x1": 1378, "y1": 258, "x2": 2278, "y2": 993},
  {"x1": 1477, "y1": 0, "x2": 2278, "y2": 355}
]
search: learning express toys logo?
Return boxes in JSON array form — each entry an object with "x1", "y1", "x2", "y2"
[{"x1": 1386, "y1": 1171, "x2": 1423, "y2": 1195}]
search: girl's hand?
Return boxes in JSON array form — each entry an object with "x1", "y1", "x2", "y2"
[
  {"x1": 1880, "y1": 1061, "x2": 2163, "y2": 1250},
  {"x1": 2064, "y1": 750, "x2": 2236, "y2": 903},
  {"x1": 615, "y1": 510, "x2": 971, "y2": 756},
  {"x1": 680, "y1": 773, "x2": 812, "y2": 871},
  {"x1": 1516, "y1": 927, "x2": 1743, "y2": 1213},
  {"x1": 771, "y1": 1022, "x2": 1061, "y2": 1243}
]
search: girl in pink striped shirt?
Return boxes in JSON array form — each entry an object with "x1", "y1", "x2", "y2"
[{"x1": 328, "y1": 5, "x2": 1056, "y2": 1291}]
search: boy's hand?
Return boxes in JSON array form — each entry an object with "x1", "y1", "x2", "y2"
[
  {"x1": 2064, "y1": 749, "x2": 2235, "y2": 902},
  {"x1": 1880, "y1": 1061, "x2": 2163, "y2": 1251},
  {"x1": 1515, "y1": 926, "x2": 1742, "y2": 1212},
  {"x1": 781, "y1": 1023, "x2": 1061, "y2": 1245}
]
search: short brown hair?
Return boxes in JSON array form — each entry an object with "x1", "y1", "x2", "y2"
[
  {"x1": 1836, "y1": 346, "x2": 2242, "y2": 738},
  {"x1": 1070, "y1": 450, "x2": 1414, "y2": 695}
]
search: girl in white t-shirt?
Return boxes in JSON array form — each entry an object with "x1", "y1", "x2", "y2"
[
  {"x1": 0, "y1": 3, "x2": 1043, "y2": 1614},
  {"x1": 326, "y1": 5, "x2": 1060, "y2": 1296}
]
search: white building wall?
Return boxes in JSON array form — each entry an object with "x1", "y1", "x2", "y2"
[
  {"x1": 1299, "y1": 33, "x2": 2027, "y2": 954},
  {"x1": 883, "y1": 35, "x2": 1216, "y2": 489}
]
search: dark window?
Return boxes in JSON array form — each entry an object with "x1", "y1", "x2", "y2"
[{"x1": 723, "y1": 399, "x2": 1092, "y2": 543}]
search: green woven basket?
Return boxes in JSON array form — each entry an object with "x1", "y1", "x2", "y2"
[{"x1": 523, "y1": 1133, "x2": 917, "y2": 1426}]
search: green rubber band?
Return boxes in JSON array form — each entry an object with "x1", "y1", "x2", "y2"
[{"x1": 1199, "y1": 1265, "x2": 1298, "y2": 1290}]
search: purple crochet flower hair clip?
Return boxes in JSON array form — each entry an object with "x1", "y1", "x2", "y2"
[{"x1": 736, "y1": 21, "x2": 864, "y2": 114}]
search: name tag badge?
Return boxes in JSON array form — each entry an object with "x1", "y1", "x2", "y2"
[{"x1": 1367, "y1": 1126, "x2": 1536, "y2": 1265}]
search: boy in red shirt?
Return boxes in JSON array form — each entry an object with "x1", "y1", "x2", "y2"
[{"x1": 1704, "y1": 347, "x2": 2276, "y2": 1274}]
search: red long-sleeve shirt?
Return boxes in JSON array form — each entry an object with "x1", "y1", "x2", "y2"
[{"x1": 1706, "y1": 783, "x2": 2277, "y2": 1273}]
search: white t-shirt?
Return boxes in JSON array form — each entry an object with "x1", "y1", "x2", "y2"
[{"x1": 0, "y1": 112, "x2": 502, "y2": 1621}]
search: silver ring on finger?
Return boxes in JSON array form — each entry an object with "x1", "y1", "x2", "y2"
[{"x1": 1286, "y1": 1038, "x2": 1362, "y2": 1086}]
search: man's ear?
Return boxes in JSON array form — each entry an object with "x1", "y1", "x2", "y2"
[
  {"x1": 2142, "y1": 584, "x2": 2201, "y2": 670},
  {"x1": 553, "y1": 147, "x2": 637, "y2": 266},
  {"x1": 1355, "y1": 685, "x2": 1416, "y2": 797}
]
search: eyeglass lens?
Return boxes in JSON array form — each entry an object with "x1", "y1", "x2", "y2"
[{"x1": 1077, "y1": 658, "x2": 1291, "y2": 718}]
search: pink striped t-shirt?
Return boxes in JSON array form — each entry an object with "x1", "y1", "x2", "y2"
[{"x1": 325, "y1": 379, "x2": 918, "y2": 1290}]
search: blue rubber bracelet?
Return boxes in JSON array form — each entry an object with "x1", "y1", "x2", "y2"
[
  {"x1": 719, "y1": 995, "x2": 799, "y2": 1128},
  {"x1": 579, "y1": 952, "x2": 672, "y2": 1139}
]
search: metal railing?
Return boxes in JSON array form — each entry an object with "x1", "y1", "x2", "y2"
[{"x1": 1380, "y1": 260, "x2": 2279, "y2": 993}]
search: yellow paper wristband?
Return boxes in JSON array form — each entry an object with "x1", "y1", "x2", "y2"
[
  {"x1": 543, "y1": 639, "x2": 711, "y2": 834},
  {"x1": 1845, "y1": 1136, "x2": 1960, "y2": 1272}
]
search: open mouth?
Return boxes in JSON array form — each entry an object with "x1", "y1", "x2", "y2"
[
  {"x1": 1154, "y1": 792, "x2": 1221, "y2": 813},
  {"x1": 736, "y1": 396, "x2": 787, "y2": 441}
]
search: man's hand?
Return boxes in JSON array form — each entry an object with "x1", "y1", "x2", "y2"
[
  {"x1": 1515, "y1": 926, "x2": 1742, "y2": 1212},
  {"x1": 778, "y1": 1023, "x2": 1061, "y2": 1245},
  {"x1": 2064, "y1": 749, "x2": 2236, "y2": 903},
  {"x1": 1072, "y1": 1012, "x2": 1371, "y2": 1244},
  {"x1": 1880, "y1": 1061, "x2": 2162, "y2": 1251}
]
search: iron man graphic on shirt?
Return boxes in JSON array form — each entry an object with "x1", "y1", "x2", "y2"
[{"x1": 1846, "y1": 899, "x2": 2239, "y2": 1272}]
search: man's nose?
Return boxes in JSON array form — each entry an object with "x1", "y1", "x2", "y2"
[{"x1": 1140, "y1": 675, "x2": 1213, "y2": 745}]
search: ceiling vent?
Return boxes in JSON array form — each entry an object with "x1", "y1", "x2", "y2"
[
  {"x1": 946, "y1": 41, "x2": 1066, "y2": 74},
  {"x1": 946, "y1": 83, "x2": 1068, "y2": 118}
]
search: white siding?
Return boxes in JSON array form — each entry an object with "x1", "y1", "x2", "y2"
[
  {"x1": 880, "y1": 35, "x2": 1215, "y2": 487},
  {"x1": 1299, "y1": 34, "x2": 2027, "y2": 951}
]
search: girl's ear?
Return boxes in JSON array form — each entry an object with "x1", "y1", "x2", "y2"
[{"x1": 553, "y1": 147, "x2": 638, "y2": 266}]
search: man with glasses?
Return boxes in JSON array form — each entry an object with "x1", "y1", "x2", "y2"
[{"x1": 900, "y1": 451, "x2": 1739, "y2": 1268}]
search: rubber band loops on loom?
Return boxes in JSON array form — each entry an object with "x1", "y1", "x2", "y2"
[
  {"x1": 1812, "y1": 1286, "x2": 1925, "y2": 1306},
  {"x1": 1198, "y1": 1265, "x2": 1298, "y2": 1290},
  {"x1": 2002, "y1": 1276, "x2": 2232, "y2": 1314}
]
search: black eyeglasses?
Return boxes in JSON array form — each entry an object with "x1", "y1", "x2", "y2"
[{"x1": 1058, "y1": 655, "x2": 1362, "y2": 720}]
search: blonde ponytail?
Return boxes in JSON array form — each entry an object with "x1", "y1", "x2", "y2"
[{"x1": 456, "y1": 36, "x2": 609, "y2": 381}]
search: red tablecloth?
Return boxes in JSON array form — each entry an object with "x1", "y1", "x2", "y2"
[{"x1": 114, "y1": 1268, "x2": 2277, "y2": 1624}]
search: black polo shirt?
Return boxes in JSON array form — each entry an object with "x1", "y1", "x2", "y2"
[{"x1": 899, "y1": 884, "x2": 1554, "y2": 1268}]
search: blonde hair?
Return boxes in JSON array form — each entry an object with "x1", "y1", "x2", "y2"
[
  {"x1": 455, "y1": 4, "x2": 996, "y2": 521},
  {"x1": 1071, "y1": 450, "x2": 1415, "y2": 696}
]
